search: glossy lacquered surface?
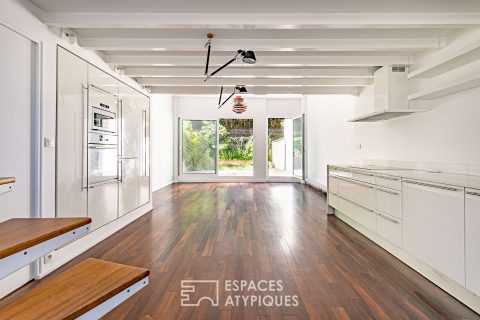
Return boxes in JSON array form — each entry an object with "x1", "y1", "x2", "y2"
[{"x1": 8, "y1": 183, "x2": 479, "y2": 319}]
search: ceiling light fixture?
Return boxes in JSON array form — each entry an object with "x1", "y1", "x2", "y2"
[
  {"x1": 204, "y1": 33, "x2": 257, "y2": 81},
  {"x1": 217, "y1": 85, "x2": 248, "y2": 109}
]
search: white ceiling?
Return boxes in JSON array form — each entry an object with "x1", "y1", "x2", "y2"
[
  {"x1": 28, "y1": 0, "x2": 480, "y2": 95},
  {"x1": 30, "y1": 0, "x2": 480, "y2": 13}
]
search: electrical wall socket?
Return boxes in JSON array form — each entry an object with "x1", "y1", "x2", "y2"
[{"x1": 43, "y1": 251, "x2": 55, "y2": 264}]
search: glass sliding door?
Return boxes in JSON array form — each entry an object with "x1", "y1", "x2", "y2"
[
  {"x1": 181, "y1": 120, "x2": 217, "y2": 174},
  {"x1": 268, "y1": 118, "x2": 293, "y2": 177},
  {"x1": 218, "y1": 119, "x2": 254, "y2": 176},
  {"x1": 292, "y1": 115, "x2": 304, "y2": 179}
]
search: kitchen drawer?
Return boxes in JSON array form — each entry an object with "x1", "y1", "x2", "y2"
[
  {"x1": 376, "y1": 174, "x2": 402, "y2": 191},
  {"x1": 350, "y1": 170, "x2": 376, "y2": 184},
  {"x1": 328, "y1": 192, "x2": 339, "y2": 209},
  {"x1": 337, "y1": 196, "x2": 377, "y2": 232},
  {"x1": 337, "y1": 177, "x2": 376, "y2": 208},
  {"x1": 376, "y1": 211, "x2": 402, "y2": 247},
  {"x1": 328, "y1": 176, "x2": 339, "y2": 194},
  {"x1": 376, "y1": 187, "x2": 401, "y2": 219}
]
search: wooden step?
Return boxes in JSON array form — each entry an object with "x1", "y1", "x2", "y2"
[
  {"x1": 0, "y1": 177, "x2": 15, "y2": 185},
  {"x1": 0, "y1": 218, "x2": 92, "y2": 279},
  {"x1": 0, "y1": 177, "x2": 15, "y2": 196},
  {"x1": 0, "y1": 258, "x2": 149, "y2": 320}
]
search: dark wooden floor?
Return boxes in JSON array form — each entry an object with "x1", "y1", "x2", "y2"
[{"x1": 9, "y1": 183, "x2": 480, "y2": 319}]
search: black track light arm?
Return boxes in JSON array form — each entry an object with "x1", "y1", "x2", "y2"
[{"x1": 217, "y1": 85, "x2": 248, "y2": 109}]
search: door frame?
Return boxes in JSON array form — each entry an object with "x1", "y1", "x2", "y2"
[{"x1": 0, "y1": 19, "x2": 43, "y2": 277}]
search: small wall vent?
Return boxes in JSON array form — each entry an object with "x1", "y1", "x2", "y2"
[{"x1": 392, "y1": 66, "x2": 406, "y2": 73}]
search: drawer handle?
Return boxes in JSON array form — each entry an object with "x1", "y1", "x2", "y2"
[
  {"x1": 351, "y1": 170, "x2": 375, "y2": 177},
  {"x1": 377, "y1": 175, "x2": 400, "y2": 181},
  {"x1": 466, "y1": 191, "x2": 480, "y2": 197},
  {"x1": 377, "y1": 212, "x2": 400, "y2": 224},
  {"x1": 376, "y1": 188, "x2": 400, "y2": 196},
  {"x1": 403, "y1": 180, "x2": 459, "y2": 192},
  {"x1": 338, "y1": 195, "x2": 375, "y2": 213},
  {"x1": 337, "y1": 176, "x2": 375, "y2": 189}
]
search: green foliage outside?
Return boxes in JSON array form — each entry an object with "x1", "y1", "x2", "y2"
[
  {"x1": 218, "y1": 119, "x2": 253, "y2": 171},
  {"x1": 182, "y1": 120, "x2": 216, "y2": 172}
]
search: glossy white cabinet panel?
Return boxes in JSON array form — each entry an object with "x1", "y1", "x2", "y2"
[
  {"x1": 87, "y1": 181, "x2": 119, "y2": 230},
  {"x1": 56, "y1": 47, "x2": 88, "y2": 218},
  {"x1": 138, "y1": 94, "x2": 150, "y2": 206},
  {"x1": 338, "y1": 196, "x2": 377, "y2": 232},
  {"x1": 376, "y1": 174, "x2": 402, "y2": 191},
  {"x1": 350, "y1": 170, "x2": 376, "y2": 184},
  {"x1": 402, "y1": 180, "x2": 465, "y2": 285},
  {"x1": 328, "y1": 192, "x2": 339, "y2": 209},
  {"x1": 376, "y1": 211, "x2": 402, "y2": 247},
  {"x1": 328, "y1": 176, "x2": 339, "y2": 194},
  {"x1": 466, "y1": 188, "x2": 480, "y2": 295},
  {"x1": 118, "y1": 158, "x2": 139, "y2": 216},
  {"x1": 88, "y1": 64, "x2": 118, "y2": 95},
  {"x1": 337, "y1": 177, "x2": 376, "y2": 209},
  {"x1": 376, "y1": 187, "x2": 401, "y2": 219}
]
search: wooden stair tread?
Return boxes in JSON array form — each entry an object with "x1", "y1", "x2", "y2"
[
  {"x1": 0, "y1": 258, "x2": 149, "y2": 320},
  {"x1": 0, "y1": 218, "x2": 92, "y2": 259},
  {"x1": 139, "y1": 316, "x2": 154, "y2": 320},
  {"x1": 0, "y1": 177, "x2": 15, "y2": 186}
]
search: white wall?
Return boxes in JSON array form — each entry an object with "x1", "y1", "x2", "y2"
[
  {"x1": 174, "y1": 95, "x2": 302, "y2": 182},
  {"x1": 151, "y1": 94, "x2": 175, "y2": 191},
  {"x1": 355, "y1": 86, "x2": 480, "y2": 172},
  {"x1": 304, "y1": 95, "x2": 360, "y2": 190},
  {"x1": 0, "y1": 0, "x2": 152, "y2": 298}
]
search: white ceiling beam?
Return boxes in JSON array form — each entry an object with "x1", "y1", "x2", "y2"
[
  {"x1": 106, "y1": 54, "x2": 411, "y2": 67},
  {"x1": 137, "y1": 77, "x2": 372, "y2": 86},
  {"x1": 43, "y1": 13, "x2": 480, "y2": 29},
  {"x1": 124, "y1": 66, "x2": 376, "y2": 78},
  {"x1": 79, "y1": 37, "x2": 443, "y2": 52},
  {"x1": 148, "y1": 86, "x2": 361, "y2": 95}
]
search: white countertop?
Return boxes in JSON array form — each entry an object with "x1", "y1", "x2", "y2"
[{"x1": 329, "y1": 165, "x2": 480, "y2": 190}]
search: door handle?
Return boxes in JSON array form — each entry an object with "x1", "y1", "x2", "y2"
[
  {"x1": 377, "y1": 175, "x2": 400, "y2": 181},
  {"x1": 466, "y1": 191, "x2": 480, "y2": 197}
]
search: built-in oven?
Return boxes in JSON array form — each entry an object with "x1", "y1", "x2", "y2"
[
  {"x1": 87, "y1": 132, "x2": 119, "y2": 187},
  {"x1": 86, "y1": 85, "x2": 120, "y2": 188},
  {"x1": 88, "y1": 85, "x2": 118, "y2": 134}
]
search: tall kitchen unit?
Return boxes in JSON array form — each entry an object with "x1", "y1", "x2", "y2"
[
  {"x1": 86, "y1": 65, "x2": 119, "y2": 230},
  {"x1": 57, "y1": 47, "x2": 150, "y2": 232},
  {"x1": 118, "y1": 83, "x2": 150, "y2": 216}
]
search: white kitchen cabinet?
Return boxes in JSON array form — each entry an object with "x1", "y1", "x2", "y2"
[
  {"x1": 88, "y1": 64, "x2": 118, "y2": 95},
  {"x1": 350, "y1": 170, "x2": 376, "y2": 184},
  {"x1": 118, "y1": 84, "x2": 151, "y2": 214},
  {"x1": 376, "y1": 211, "x2": 402, "y2": 247},
  {"x1": 376, "y1": 174, "x2": 402, "y2": 191},
  {"x1": 88, "y1": 182, "x2": 118, "y2": 230},
  {"x1": 56, "y1": 47, "x2": 88, "y2": 218},
  {"x1": 337, "y1": 195, "x2": 377, "y2": 232},
  {"x1": 138, "y1": 94, "x2": 150, "y2": 207},
  {"x1": 337, "y1": 177, "x2": 376, "y2": 208},
  {"x1": 328, "y1": 192, "x2": 339, "y2": 209},
  {"x1": 328, "y1": 175, "x2": 339, "y2": 194},
  {"x1": 402, "y1": 180, "x2": 465, "y2": 285},
  {"x1": 376, "y1": 187, "x2": 401, "y2": 219},
  {"x1": 466, "y1": 188, "x2": 480, "y2": 295}
]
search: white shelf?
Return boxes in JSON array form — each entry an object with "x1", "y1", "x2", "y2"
[
  {"x1": 408, "y1": 43, "x2": 480, "y2": 79},
  {"x1": 408, "y1": 73, "x2": 480, "y2": 101}
]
